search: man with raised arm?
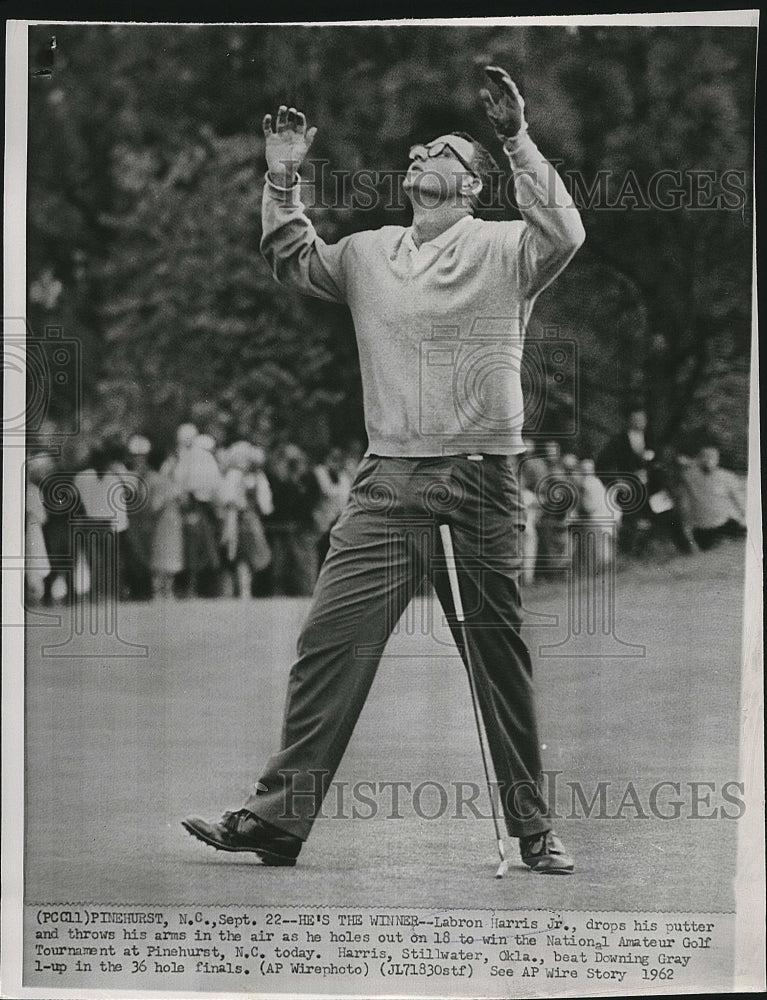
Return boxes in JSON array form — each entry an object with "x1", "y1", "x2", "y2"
[{"x1": 184, "y1": 67, "x2": 585, "y2": 874}]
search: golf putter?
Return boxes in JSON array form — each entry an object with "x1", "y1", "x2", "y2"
[{"x1": 439, "y1": 523, "x2": 509, "y2": 878}]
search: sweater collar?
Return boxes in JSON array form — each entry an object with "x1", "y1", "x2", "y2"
[{"x1": 403, "y1": 214, "x2": 475, "y2": 253}]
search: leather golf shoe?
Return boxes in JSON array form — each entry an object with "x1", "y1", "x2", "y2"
[
  {"x1": 520, "y1": 830, "x2": 574, "y2": 874},
  {"x1": 182, "y1": 809, "x2": 301, "y2": 866}
]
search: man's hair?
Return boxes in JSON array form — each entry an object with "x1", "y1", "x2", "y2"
[
  {"x1": 696, "y1": 434, "x2": 721, "y2": 453},
  {"x1": 451, "y1": 130, "x2": 501, "y2": 211},
  {"x1": 624, "y1": 401, "x2": 647, "y2": 420}
]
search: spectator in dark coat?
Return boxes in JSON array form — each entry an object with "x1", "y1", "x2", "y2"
[
  {"x1": 268, "y1": 444, "x2": 322, "y2": 596},
  {"x1": 646, "y1": 445, "x2": 697, "y2": 553},
  {"x1": 535, "y1": 441, "x2": 569, "y2": 579},
  {"x1": 597, "y1": 407, "x2": 655, "y2": 555}
]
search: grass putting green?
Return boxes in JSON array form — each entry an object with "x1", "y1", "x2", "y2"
[{"x1": 24, "y1": 541, "x2": 747, "y2": 911}]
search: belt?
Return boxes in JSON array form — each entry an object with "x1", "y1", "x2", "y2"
[{"x1": 367, "y1": 453, "x2": 516, "y2": 464}]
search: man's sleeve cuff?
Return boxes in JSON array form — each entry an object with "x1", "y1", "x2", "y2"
[
  {"x1": 502, "y1": 128, "x2": 539, "y2": 162},
  {"x1": 265, "y1": 171, "x2": 302, "y2": 192}
]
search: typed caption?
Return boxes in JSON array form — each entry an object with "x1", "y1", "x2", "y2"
[{"x1": 25, "y1": 904, "x2": 734, "y2": 996}]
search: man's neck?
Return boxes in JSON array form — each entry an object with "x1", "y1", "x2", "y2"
[{"x1": 410, "y1": 203, "x2": 473, "y2": 248}]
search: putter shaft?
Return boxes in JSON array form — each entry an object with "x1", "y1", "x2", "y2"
[{"x1": 439, "y1": 523, "x2": 508, "y2": 877}]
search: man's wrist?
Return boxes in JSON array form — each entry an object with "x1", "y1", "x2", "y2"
[
  {"x1": 266, "y1": 169, "x2": 300, "y2": 191},
  {"x1": 501, "y1": 123, "x2": 530, "y2": 151}
]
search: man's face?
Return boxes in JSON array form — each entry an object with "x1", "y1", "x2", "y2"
[
  {"x1": 698, "y1": 446, "x2": 720, "y2": 472},
  {"x1": 177, "y1": 425, "x2": 197, "y2": 449},
  {"x1": 628, "y1": 410, "x2": 648, "y2": 432},
  {"x1": 404, "y1": 134, "x2": 478, "y2": 206},
  {"x1": 327, "y1": 448, "x2": 344, "y2": 472}
]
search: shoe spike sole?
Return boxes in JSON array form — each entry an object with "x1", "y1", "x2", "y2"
[{"x1": 181, "y1": 820, "x2": 297, "y2": 866}]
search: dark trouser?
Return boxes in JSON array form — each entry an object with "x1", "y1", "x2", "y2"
[
  {"x1": 652, "y1": 509, "x2": 695, "y2": 554},
  {"x1": 179, "y1": 500, "x2": 221, "y2": 597},
  {"x1": 42, "y1": 517, "x2": 73, "y2": 604},
  {"x1": 270, "y1": 525, "x2": 319, "y2": 596},
  {"x1": 245, "y1": 455, "x2": 552, "y2": 841},
  {"x1": 120, "y1": 529, "x2": 154, "y2": 600},
  {"x1": 618, "y1": 511, "x2": 653, "y2": 556}
]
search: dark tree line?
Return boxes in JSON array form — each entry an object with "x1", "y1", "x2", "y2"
[{"x1": 27, "y1": 23, "x2": 755, "y2": 465}]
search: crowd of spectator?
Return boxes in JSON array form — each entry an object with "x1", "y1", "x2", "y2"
[
  {"x1": 519, "y1": 408, "x2": 747, "y2": 584},
  {"x1": 24, "y1": 424, "x2": 359, "y2": 605},
  {"x1": 24, "y1": 410, "x2": 747, "y2": 605}
]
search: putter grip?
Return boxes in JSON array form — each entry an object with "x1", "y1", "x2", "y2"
[{"x1": 439, "y1": 524, "x2": 466, "y2": 623}]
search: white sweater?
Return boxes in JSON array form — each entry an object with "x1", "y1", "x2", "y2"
[{"x1": 261, "y1": 131, "x2": 585, "y2": 456}]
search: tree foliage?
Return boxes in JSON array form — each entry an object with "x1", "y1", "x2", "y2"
[{"x1": 27, "y1": 23, "x2": 755, "y2": 465}]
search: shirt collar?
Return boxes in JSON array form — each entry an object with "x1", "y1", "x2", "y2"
[{"x1": 403, "y1": 214, "x2": 475, "y2": 253}]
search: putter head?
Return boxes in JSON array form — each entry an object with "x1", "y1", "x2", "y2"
[{"x1": 495, "y1": 858, "x2": 509, "y2": 879}]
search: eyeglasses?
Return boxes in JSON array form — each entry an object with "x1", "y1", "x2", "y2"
[{"x1": 408, "y1": 140, "x2": 478, "y2": 179}]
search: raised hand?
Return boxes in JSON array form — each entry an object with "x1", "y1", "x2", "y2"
[
  {"x1": 262, "y1": 106, "x2": 318, "y2": 186},
  {"x1": 480, "y1": 66, "x2": 528, "y2": 140}
]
